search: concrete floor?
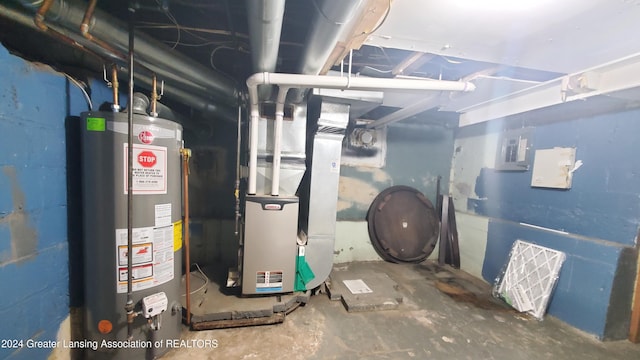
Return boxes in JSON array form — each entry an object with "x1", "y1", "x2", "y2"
[{"x1": 165, "y1": 261, "x2": 640, "y2": 360}]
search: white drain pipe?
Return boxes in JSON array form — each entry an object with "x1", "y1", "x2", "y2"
[
  {"x1": 246, "y1": 72, "x2": 476, "y2": 195},
  {"x1": 271, "y1": 87, "x2": 290, "y2": 196}
]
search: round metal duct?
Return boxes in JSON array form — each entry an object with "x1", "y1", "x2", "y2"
[{"x1": 366, "y1": 186, "x2": 439, "y2": 263}]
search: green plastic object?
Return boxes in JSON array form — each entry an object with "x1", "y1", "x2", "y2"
[
  {"x1": 295, "y1": 255, "x2": 315, "y2": 291},
  {"x1": 86, "y1": 117, "x2": 106, "y2": 131}
]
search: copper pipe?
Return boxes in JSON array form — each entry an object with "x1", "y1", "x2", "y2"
[
  {"x1": 80, "y1": 0, "x2": 125, "y2": 60},
  {"x1": 33, "y1": 0, "x2": 83, "y2": 48},
  {"x1": 34, "y1": 0, "x2": 55, "y2": 31},
  {"x1": 150, "y1": 74, "x2": 158, "y2": 117},
  {"x1": 80, "y1": 0, "x2": 98, "y2": 35},
  {"x1": 111, "y1": 64, "x2": 120, "y2": 111},
  {"x1": 180, "y1": 148, "x2": 192, "y2": 325}
]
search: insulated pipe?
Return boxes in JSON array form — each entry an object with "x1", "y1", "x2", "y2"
[
  {"x1": 271, "y1": 87, "x2": 289, "y2": 196},
  {"x1": 1, "y1": 3, "x2": 237, "y2": 122},
  {"x1": 247, "y1": 0, "x2": 285, "y2": 72},
  {"x1": 289, "y1": 0, "x2": 364, "y2": 103},
  {"x1": 245, "y1": 72, "x2": 476, "y2": 193},
  {"x1": 246, "y1": 0, "x2": 286, "y2": 98},
  {"x1": 16, "y1": 0, "x2": 240, "y2": 105},
  {"x1": 298, "y1": 0, "x2": 363, "y2": 75},
  {"x1": 129, "y1": 71, "x2": 238, "y2": 123}
]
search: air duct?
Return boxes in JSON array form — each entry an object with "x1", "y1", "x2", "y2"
[
  {"x1": 301, "y1": 100, "x2": 349, "y2": 290},
  {"x1": 0, "y1": 3, "x2": 237, "y2": 121},
  {"x1": 297, "y1": 0, "x2": 363, "y2": 75},
  {"x1": 132, "y1": 71, "x2": 237, "y2": 123},
  {"x1": 288, "y1": 0, "x2": 364, "y2": 103},
  {"x1": 13, "y1": 0, "x2": 240, "y2": 105},
  {"x1": 247, "y1": 0, "x2": 285, "y2": 74},
  {"x1": 246, "y1": 0, "x2": 286, "y2": 100}
]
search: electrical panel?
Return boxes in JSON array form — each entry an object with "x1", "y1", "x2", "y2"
[{"x1": 495, "y1": 127, "x2": 533, "y2": 171}]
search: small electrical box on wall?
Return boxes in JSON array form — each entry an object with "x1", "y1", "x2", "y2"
[
  {"x1": 530, "y1": 147, "x2": 577, "y2": 189},
  {"x1": 495, "y1": 127, "x2": 533, "y2": 171}
]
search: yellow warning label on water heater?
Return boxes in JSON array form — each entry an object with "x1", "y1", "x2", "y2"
[{"x1": 173, "y1": 220, "x2": 183, "y2": 251}]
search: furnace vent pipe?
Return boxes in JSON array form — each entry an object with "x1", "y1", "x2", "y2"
[
  {"x1": 246, "y1": 72, "x2": 476, "y2": 194},
  {"x1": 271, "y1": 86, "x2": 290, "y2": 196}
]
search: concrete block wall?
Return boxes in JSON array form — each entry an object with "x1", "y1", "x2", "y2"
[
  {"x1": 450, "y1": 107, "x2": 640, "y2": 339},
  {"x1": 0, "y1": 44, "x2": 115, "y2": 359},
  {"x1": 335, "y1": 118, "x2": 457, "y2": 262}
]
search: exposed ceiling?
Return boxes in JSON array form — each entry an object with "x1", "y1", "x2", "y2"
[{"x1": 1, "y1": 0, "x2": 640, "y2": 128}]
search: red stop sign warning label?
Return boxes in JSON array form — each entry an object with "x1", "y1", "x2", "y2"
[
  {"x1": 124, "y1": 143, "x2": 167, "y2": 195},
  {"x1": 137, "y1": 151, "x2": 157, "y2": 168}
]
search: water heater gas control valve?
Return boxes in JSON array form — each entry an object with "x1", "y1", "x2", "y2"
[{"x1": 142, "y1": 292, "x2": 168, "y2": 318}]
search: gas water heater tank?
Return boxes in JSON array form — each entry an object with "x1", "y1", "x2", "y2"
[{"x1": 80, "y1": 111, "x2": 183, "y2": 359}]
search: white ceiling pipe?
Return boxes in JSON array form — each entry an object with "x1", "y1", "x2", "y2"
[
  {"x1": 271, "y1": 87, "x2": 290, "y2": 196},
  {"x1": 247, "y1": 72, "x2": 476, "y2": 93},
  {"x1": 246, "y1": 72, "x2": 476, "y2": 194}
]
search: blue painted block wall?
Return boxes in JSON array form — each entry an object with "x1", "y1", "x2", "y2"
[
  {"x1": 0, "y1": 44, "x2": 112, "y2": 359},
  {"x1": 472, "y1": 108, "x2": 640, "y2": 339},
  {"x1": 482, "y1": 220, "x2": 625, "y2": 338},
  {"x1": 472, "y1": 111, "x2": 640, "y2": 245}
]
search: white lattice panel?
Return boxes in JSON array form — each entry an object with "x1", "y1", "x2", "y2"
[{"x1": 495, "y1": 240, "x2": 566, "y2": 319}]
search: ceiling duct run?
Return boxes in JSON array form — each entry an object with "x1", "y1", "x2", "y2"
[
  {"x1": 289, "y1": 0, "x2": 365, "y2": 103},
  {"x1": 5, "y1": 0, "x2": 239, "y2": 120},
  {"x1": 246, "y1": 0, "x2": 286, "y2": 101}
]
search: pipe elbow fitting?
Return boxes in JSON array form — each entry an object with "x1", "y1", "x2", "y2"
[
  {"x1": 34, "y1": 14, "x2": 47, "y2": 31},
  {"x1": 80, "y1": 23, "x2": 89, "y2": 37}
]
